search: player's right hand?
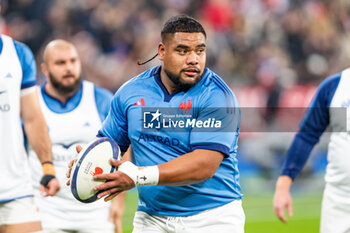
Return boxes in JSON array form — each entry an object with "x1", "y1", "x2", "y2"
[
  {"x1": 273, "y1": 176, "x2": 293, "y2": 223},
  {"x1": 40, "y1": 177, "x2": 60, "y2": 197},
  {"x1": 93, "y1": 159, "x2": 136, "y2": 202},
  {"x1": 66, "y1": 145, "x2": 83, "y2": 186},
  {"x1": 40, "y1": 161, "x2": 60, "y2": 196}
]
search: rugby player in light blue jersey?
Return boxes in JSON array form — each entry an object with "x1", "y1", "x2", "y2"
[
  {"x1": 67, "y1": 15, "x2": 245, "y2": 233},
  {"x1": 274, "y1": 69, "x2": 350, "y2": 233},
  {"x1": 0, "y1": 34, "x2": 60, "y2": 232}
]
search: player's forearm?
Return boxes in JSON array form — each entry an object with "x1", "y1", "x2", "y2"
[
  {"x1": 21, "y1": 91, "x2": 53, "y2": 163},
  {"x1": 157, "y1": 149, "x2": 223, "y2": 186},
  {"x1": 119, "y1": 149, "x2": 224, "y2": 187},
  {"x1": 110, "y1": 191, "x2": 126, "y2": 233},
  {"x1": 280, "y1": 133, "x2": 315, "y2": 180},
  {"x1": 24, "y1": 115, "x2": 53, "y2": 163},
  {"x1": 121, "y1": 146, "x2": 132, "y2": 162},
  {"x1": 111, "y1": 191, "x2": 126, "y2": 212},
  {"x1": 275, "y1": 175, "x2": 293, "y2": 191}
]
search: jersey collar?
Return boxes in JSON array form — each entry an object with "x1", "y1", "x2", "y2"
[{"x1": 41, "y1": 81, "x2": 83, "y2": 113}]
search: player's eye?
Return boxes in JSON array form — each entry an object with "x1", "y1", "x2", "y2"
[
  {"x1": 196, "y1": 48, "x2": 205, "y2": 54},
  {"x1": 177, "y1": 49, "x2": 187, "y2": 55},
  {"x1": 55, "y1": 61, "x2": 65, "y2": 65}
]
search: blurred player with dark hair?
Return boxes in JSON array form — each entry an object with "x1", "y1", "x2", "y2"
[
  {"x1": 68, "y1": 15, "x2": 244, "y2": 233},
  {"x1": 274, "y1": 69, "x2": 350, "y2": 233},
  {"x1": 28, "y1": 39, "x2": 125, "y2": 233},
  {"x1": 0, "y1": 34, "x2": 60, "y2": 232}
]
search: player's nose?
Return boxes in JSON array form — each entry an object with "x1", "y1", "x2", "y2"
[
  {"x1": 186, "y1": 51, "x2": 199, "y2": 65},
  {"x1": 65, "y1": 61, "x2": 75, "y2": 72}
]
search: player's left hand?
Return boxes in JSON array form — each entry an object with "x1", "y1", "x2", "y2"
[
  {"x1": 66, "y1": 145, "x2": 82, "y2": 186},
  {"x1": 40, "y1": 177, "x2": 60, "y2": 197},
  {"x1": 273, "y1": 176, "x2": 293, "y2": 223},
  {"x1": 93, "y1": 159, "x2": 135, "y2": 202}
]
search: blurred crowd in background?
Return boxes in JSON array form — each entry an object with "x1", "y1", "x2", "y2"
[
  {"x1": 4, "y1": 0, "x2": 350, "y2": 90},
  {"x1": 2, "y1": 0, "x2": 347, "y2": 180}
]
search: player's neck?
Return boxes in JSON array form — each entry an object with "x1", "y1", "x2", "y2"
[
  {"x1": 45, "y1": 83, "x2": 76, "y2": 104},
  {"x1": 160, "y1": 68, "x2": 177, "y2": 94}
]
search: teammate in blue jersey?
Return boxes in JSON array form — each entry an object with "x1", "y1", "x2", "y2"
[
  {"x1": 27, "y1": 39, "x2": 126, "y2": 233},
  {"x1": 274, "y1": 70, "x2": 350, "y2": 233},
  {"x1": 68, "y1": 15, "x2": 245, "y2": 233},
  {"x1": 0, "y1": 35, "x2": 60, "y2": 232}
]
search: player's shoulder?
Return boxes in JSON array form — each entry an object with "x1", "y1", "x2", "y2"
[
  {"x1": 11, "y1": 38, "x2": 34, "y2": 60},
  {"x1": 203, "y1": 68, "x2": 233, "y2": 92},
  {"x1": 192, "y1": 68, "x2": 238, "y2": 108},
  {"x1": 136, "y1": 65, "x2": 160, "y2": 80},
  {"x1": 322, "y1": 71, "x2": 342, "y2": 86},
  {"x1": 12, "y1": 39, "x2": 30, "y2": 52},
  {"x1": 1, "y1": 35, "x2": 34, "y2": 60},
  {"x1": 317, "y1": 71, "x2": 342, "y2": 94},
  {"x1": 200, "y1": 68, "x2": 237, "y2": 105}
]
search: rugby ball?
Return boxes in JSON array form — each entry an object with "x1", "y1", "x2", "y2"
[{"x1": 70, "y1": 137, "x2": 121, "y2": 203}]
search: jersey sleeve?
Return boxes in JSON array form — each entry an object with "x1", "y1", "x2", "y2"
[
  {"x1": 97, "y1": 89, "x2": 130, "y2": 152},
  {"x1": 94, "y1": 85, "x2": 114, "y2": 122},
  {"x1": 13, "y1": 40, "x2": 36, "y2": 89},
  {"x1": 190, "y1": 86, "x2": 240, "y2": 158},
  {"x1": 281, "y1": 73, "x2": 341, "y2": 180}
]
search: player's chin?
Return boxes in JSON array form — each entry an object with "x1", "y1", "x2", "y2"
[
  {"x1": 63, "y1": 78, "x2": 76, "y2": 85},
  {"x1": 181, "y1": 74, "x2": 199, "y2": 83},
  {"x1": 62, "y1": 75, "x2": 78, "y2": 83}
]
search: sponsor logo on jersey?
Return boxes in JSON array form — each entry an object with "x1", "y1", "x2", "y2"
[
  {"x1": 0, "y1": 89, "x2": 11, "y2": 112},
  {"x1": 83, "y1": 122, "x2": 91, "y2": 127},
  {"x1": 134, "y1": 98, "x2": 145, "y2": 106},
  {"x1": 0, "y1": 104, "x2": 10, "y2": 112},
  {"x1": 4, "y1": 73, "x2": 12, "y2": 78},
  {"x1": 138, "y1": 133, "x2": 180, "y2": 146}
]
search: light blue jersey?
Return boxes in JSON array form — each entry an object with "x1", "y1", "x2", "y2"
[{"x1": 98, "y1": 66, "x2": 243, "y2": 216}]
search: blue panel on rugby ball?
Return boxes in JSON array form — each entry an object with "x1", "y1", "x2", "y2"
[{"x1": 70, "y1": 137, "x2": 121, "y2": 203}]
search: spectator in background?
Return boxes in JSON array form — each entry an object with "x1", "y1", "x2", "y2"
[{"x1": 5, "y1": 0, "x2": 350, "y2": 91}]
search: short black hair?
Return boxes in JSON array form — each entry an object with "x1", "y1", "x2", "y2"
[{"x1": 161, "y1": 15, "x2": 206, "y2": 42}]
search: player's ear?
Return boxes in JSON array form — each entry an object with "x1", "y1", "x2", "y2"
[
  {"x1": 41, "y1": 63, "x2": 49, "y2": 77},
  {"x1": 158, "y1": 42, "x2": 165, "y2": 61}
]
